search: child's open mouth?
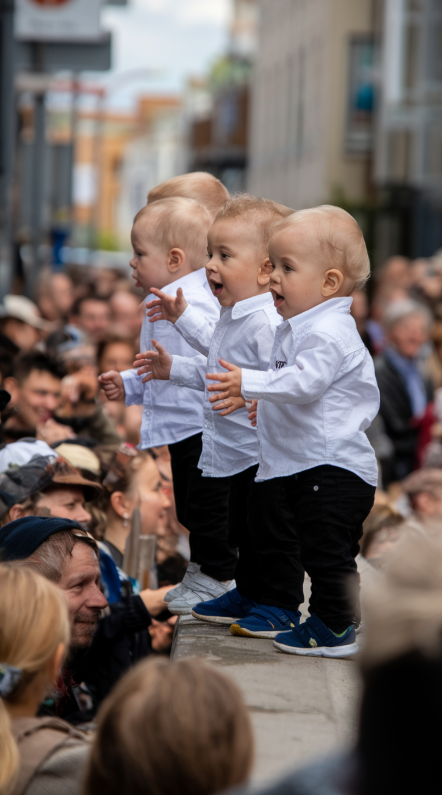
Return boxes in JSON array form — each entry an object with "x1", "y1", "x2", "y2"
[
  {"x1": 271, "y1": 290, "x2": 284, "y2": 308},
  {"x1": 211, "y1": 280, "x2": 224, "y2": 296}
]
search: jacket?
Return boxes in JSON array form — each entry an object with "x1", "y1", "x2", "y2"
[
  {"x1": 10, "y1": 716, "x2": 89, "y2": 795},
  {"x1": 374, "y1": 352, "x2": 433, "y2": 478}
]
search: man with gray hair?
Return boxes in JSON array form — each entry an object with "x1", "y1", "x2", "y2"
[{"x1": 375, "y1": 299, "x2": 433, "y2": 483}]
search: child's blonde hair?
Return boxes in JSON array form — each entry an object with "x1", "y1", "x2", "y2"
[
  {"x1": 85, "y1": 657, "x2": 254, "y2": 795},
  {"x1": 134, "y1": 197, "x2": 212, "y2": 271},
  {"x1": 214, "y1": 193, "x2": 293, "y2": 254},
  {"x1": 0, "y1": 564, "x2": 70, "y2": 794},
  {"x1": 147, "y1": 172, "x2": 229, "y2": 220},
  {"x1": 275, "y1": 205, "x2": 370, "y2": 290}
]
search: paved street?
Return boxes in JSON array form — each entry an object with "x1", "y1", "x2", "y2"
[{"x1": 172, "y1": 614, "x2": 360, "y2": 787}]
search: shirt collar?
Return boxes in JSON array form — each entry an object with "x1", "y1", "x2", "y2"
[
  {"x1": 231, "y1": 292, "x2": 274, "y2": 320},
  {"x1": 284, "y1": 297, "x2": 353, "y2": 332}
]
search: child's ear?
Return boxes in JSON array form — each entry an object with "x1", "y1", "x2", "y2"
[
  {"x1": 322, "y1": 268, "x2": 344, "y2": 297},
  {"x1": 167, "y1": 248, "x2": 186, "y2": 274},
  {"x1": 258, "y1": 258, "x2": 273, "y2": 286}
]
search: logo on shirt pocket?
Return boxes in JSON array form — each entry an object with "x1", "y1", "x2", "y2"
[{"x1": 275, "y1": 360, "x2": 287, "y2": 369}]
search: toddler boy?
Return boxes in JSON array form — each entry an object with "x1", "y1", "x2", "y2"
[
  {"x1": 100, "y1": 191, "x2": 238, "y2": 613},
  {"x1": 136, "y1": 196, "x2": 300, "y2": 631},
  {"x1": 206, "y1": 206, "x2": 379, "y2": 657}
]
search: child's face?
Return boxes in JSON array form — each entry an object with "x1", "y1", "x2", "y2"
[
  {"x1": 268, "y1": 224, "x2": 342, "y2": 320},
  {"x1": 130, "y1": 220, "x2": 170, "y2": 294},
  {"x1": 206, "y1": 219, "x2": 270, "y2": 307}
]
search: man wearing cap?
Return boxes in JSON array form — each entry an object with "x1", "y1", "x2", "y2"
[
  {"x1": 0, "y1": 514, "x2": 169, "y2": 723},
  {"x1": 0, "y1": 454, "x2": 98, "y2": 527},
  {"x1": 400, "y1": 469, "x2": 442, "y2": 537}
]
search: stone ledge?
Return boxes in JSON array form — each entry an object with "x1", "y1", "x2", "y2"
[{"x1": 172, "y1": 615, "x2": 360, "y2": 786}]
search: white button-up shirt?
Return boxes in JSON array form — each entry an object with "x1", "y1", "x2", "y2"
[
  {"x1": 121, "y1": 268, "x2": 220, "y2": 448},
  {"x1": 241, "y1": 297, "x2": 379, "y2": 486},
  {"x1": 170, "y1": 292, "x2": 281, "y2": 477}
]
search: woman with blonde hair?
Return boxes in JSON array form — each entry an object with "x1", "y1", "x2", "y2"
[
  {"x1": 0, "y1": 564, "x2": 89, "y2": 795},
  {"x1": 85, "y1": 657, "x2": 254, "y2": 795}
]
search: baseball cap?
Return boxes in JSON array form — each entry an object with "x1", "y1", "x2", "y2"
[
  {"x1": 0, "y1": 295, "x2": 53, "y2": 331},
  {"x1": 0, "y1": 455, "x2": 102, "y2": 519},
  {"x1": 0, "y1": 516, "x2": 95, "y2": 561}
]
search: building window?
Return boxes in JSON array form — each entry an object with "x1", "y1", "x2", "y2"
[{"x1": 345, "y1": 36, "x2": 375, "y2": 154}]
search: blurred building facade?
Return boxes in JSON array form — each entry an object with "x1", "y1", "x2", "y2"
[
  {"x1": 247, "y1": 0, "x2": 374, "y2": 210},
  {"x1": 187, "y1": 0, "x2": 258, "y2": 194},
  {"x1": 14, "y1": 92, "x2": 183, "y2": 253},
  {"x1": 247, "y1": 0, "x2": 442, "y2": 263},
  {"x1": 374, "y1": 0, "x2": 442, "y2": 259}
]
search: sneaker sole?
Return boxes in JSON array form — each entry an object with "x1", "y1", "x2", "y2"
[
  {"x1": 273, "y1": 640, "x2": 359, "y2": 658},
  {"x1": 191, "y1": 610, "x2": 240, "y2": 625},
  {"x1": 168, "y1": 604, "x2": 194, "y2": 615},
  {"x1": 230, "y1": 623, "x2": 283, "y2": 639}
]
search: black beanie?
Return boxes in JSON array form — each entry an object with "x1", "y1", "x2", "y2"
[{"x1": 0, "y1": 516, "x2": 84, "y2": 561}]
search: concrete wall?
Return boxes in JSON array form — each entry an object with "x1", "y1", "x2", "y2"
[{"x1": 247, "y1": 0, "x2": 373, "y2": 208}]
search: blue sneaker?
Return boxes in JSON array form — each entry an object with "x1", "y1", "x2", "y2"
[
  {"x1": 273, "y1": 614, "x2": 358, "y2": 658},
  {"x1": 191, "y1": 588, "x2": 258, "y2": 625},
  {"x1": 230, "y1": 605, "x2": 301, "y2": 639}
]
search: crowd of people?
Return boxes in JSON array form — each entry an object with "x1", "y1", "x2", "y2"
[{"x1": 0, "y1": 170, "x2": 441, "y2": 793}]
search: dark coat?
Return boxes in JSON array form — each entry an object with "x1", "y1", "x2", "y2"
[{"x1": 374, "y1": 353, "x2": 433, "y2": 480}]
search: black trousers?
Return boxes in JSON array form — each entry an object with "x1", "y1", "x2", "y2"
[
  {"x1": 168, "y1": 433, "x2": 236, "y2": 581},
  {"x1": 234, "y1": 464, "x2": 375, "y2": 633},
  {"x1": 229, "y1": 465, "x2": 300, "y2": 610}
]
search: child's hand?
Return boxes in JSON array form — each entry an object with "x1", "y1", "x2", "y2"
[
  {"x1": 146, "y1": 287, "x2": 188, "y2": 324},
  {"x1": 211, "y1": 395, "x2": 246, "y2": 416},
  {"x1": 207, "y1": 359, "x2": 242, "y2": 399},
  {"x1": 248, "y1": 399, "x2": 258, "y2": 427},
  {"x1": 134, "y1": 340, "x2": 173, "y2": 383},
  {"x1": 98, "y1": 370, "x2": 125, "y2": 401}
]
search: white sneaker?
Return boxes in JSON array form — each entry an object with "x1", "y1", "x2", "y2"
[
  {"x1": 164, "y1": 562, "x2": 201, "y2": 603},
  {"x1": 168, "y1": 573, "x2": 236, "y2": 616}
]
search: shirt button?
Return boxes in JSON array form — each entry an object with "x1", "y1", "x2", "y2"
[{"x1": 313, "y1": 485, "x2": 319, "y2": 491}]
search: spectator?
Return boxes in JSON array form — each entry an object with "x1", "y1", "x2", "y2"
[
  {"x1": 109, "y1": 291, "x2": 143, "y2": 342},
  {"x1": 36, "y1": 272, "x2": 75, "y2": 323},
  {"x1": 0, "y1": 564, "x2": 90, "y2": 795},
  {"x1": 0, "y1": 295, "x2": 52, "y2": 352},
  {"x1": 2, "y1": 350, "x2": 120, "y2": 446},
  {"x1": 359, "y1": 504, "x2": 404, "y2": 569},
  {"x1": 0, "y1": 454, "x2": 101, "y2": 527},
  {"x1": 84, "y1": 657, "x2": 254, "y2": 795},
  {"x1": 0, "y1": 516, "x2": 169, "y2": 722},
  {"x1": 374, "y1": 300, "x2": 433, "y2": 482},
  {"x1": 69, "y1": 295, "x2": 111, "y2": 344},
  {"x1": 97, "y1": 336, "x2": 136, "y2": 375},
  {"x1": 2, "y1": 351, "x2": 67, "y2": 442},
  {"x1": 97, "y1": 336, "x2": 142, "y2": 444},
  {"x1": 98, "y1": 445, "x2": 170, "y2": 567},
  {"x1": 351, "y1": 290, "x2": 374, "y2": 355},
  {"x1": 400, "y1": 468, "x2": 442, "y2": 537}
]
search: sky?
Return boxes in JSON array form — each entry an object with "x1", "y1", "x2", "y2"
[{"x1": 95, "y1": 0, "x2": 232, "y2": 109}]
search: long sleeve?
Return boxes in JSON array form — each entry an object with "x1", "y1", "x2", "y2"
[
  {"x1": 242, "y1": 332, "x2": 349, "y2": 405},
  {"x1": 170, "y1": 354, "x2": 208, "y2": 392},
  {"x1": 121, "y1": 368, "x2": 144, "y2": 406},
  {"x1": 174, "y1": 304, "x2": 216, "y2": 356}
]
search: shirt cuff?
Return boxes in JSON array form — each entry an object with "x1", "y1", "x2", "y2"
[
  {"x1": 241, "y1": 368, "x2": 269, "y2": 400},
  {"x1": 121, "y1": 368, "x2": 144, "y2": 406},
  {"x1": 175, "y1": 304, "x2": 207, "y2": 339},
  {"x1": 170, "y1": 355, "x2": 190, "y2": 388}
]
